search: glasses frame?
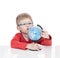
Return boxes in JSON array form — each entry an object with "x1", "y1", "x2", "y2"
[{"x1": 17, "y1": 22, "x2": 33, "y2": 26}]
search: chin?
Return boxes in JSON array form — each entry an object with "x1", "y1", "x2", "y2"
[{"x1": 23, "y1": 31, "x2": 28, "y2": 34}]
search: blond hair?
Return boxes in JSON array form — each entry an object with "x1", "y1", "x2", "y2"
[{"x1": 16, "y1": 13, "x2": 32, "y2": 26}]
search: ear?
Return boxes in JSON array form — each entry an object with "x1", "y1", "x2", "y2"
[{"x1": 16, "y1": 26, "x2": 20, "y2": 31}]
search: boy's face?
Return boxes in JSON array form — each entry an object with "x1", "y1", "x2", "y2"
[{"x1": 17, "y1": 18, "x2": 33, "y2": 34}]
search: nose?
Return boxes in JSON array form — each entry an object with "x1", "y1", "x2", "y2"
[
  {"x1": 26, "y1": 24, "x2": 30, "y2": 27},
  {"x1": 26, "y1": 25, "x2": 31, "y2": 30}
]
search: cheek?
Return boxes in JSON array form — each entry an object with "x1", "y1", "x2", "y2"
[
  {"x1": 29, "y1": 24, "x2": 33, "y2": 28},
  {"x1": 20, "y1": 27, "x2": 27, "y2": 31}
]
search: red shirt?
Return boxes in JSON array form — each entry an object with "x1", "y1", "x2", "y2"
[{"x1": 11, "y1": 33, "x2": 52, "y2": 50}]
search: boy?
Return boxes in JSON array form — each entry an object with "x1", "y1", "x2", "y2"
[{"x1": 11, "y1": 13, "x2": 52, "y2": 51}]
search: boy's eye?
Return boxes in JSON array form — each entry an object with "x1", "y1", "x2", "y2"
[
  {"x1": 23, "y1": 23, "x2": 26, "y2": 25},
  {"x1": 22, "y1": 23, "x2": 33, "y2": 25},
  {"x1": 28, "y1": 23, "x2": 32, "y2": 24},
  {"x1": 20, "y1": 24, "x2": 23, "y2": 26},
  {"x1": 22, "y1": 23, "x2": 32, "y2": 25}
]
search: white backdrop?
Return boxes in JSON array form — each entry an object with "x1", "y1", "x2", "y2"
[{"x1": 0, "y1": 0, "x2": 60, "y2": 46}]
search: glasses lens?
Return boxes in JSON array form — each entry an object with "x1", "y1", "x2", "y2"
[{"x1": 18, "y1": 22, "x2": 33, "y2": 26}]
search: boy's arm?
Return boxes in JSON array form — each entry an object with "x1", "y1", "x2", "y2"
[
  {"x1": 39, "y1": 35, "x2": 52, "y2": 46},
  {"x1": 11, "y1": 33, "x2": 28, "y2": 50},
  {"x1": 41, "y1": 35, "x2": 52, "y2": 46},
  {"x1": 39, "y1": 30, "x2": 52, "y2": 46}
]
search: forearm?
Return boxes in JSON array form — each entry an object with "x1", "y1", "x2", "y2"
[
  {"x1": 11, "y1": 40, "x2": 28, "y2": 50},
  {"x1": 40, "y1": 35, "x2": 52, "y2": 46}
]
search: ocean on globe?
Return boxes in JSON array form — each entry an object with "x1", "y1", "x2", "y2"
[{"x1": 28, "y1": 26, "x2": 42, "y2": 41}]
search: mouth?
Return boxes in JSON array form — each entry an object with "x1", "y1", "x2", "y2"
[{"x1": 27, "y1": 28, "x2": 29, "y2": 30}]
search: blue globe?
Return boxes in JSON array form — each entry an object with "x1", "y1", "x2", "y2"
[{"x1": 28, "y1": 26, "x2": 42, "y2": 41}]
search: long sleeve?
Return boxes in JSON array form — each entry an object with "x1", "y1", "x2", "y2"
[
  {"x1": 11, "y1": 33, "x2": 28, "y2": 50},
  {"x1": 38, "y1": 35, "x2": 52, "y2": 46}
]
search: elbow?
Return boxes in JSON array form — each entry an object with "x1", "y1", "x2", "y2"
[
  {"x1": 10, "y1": 40, "x2": 15, "y2": 48},
  {"x1": 46, "y1": 40, "x2": 52, "y2": 46}
]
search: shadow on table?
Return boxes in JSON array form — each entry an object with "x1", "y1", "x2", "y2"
[{"x1": 10, "y1": 46, "x2": 52, "y2": 58}]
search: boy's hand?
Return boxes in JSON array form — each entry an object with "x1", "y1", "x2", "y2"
[
  {"x1": 41, "y1": 30, "x2": 49, "y2": 39},
  {"x1": 26, "y1": 43, "x2": 41, "y2": 51}
]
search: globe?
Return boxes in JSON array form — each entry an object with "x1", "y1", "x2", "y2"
[{"x1": 28, "y1": 26, "x2": 42, "y2": 41}]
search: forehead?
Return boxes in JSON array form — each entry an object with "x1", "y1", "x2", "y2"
[{"x1": 19, "y1": 18, "x2": 33, "y2": 23}]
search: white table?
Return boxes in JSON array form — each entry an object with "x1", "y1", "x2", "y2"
[
  {"x1": 0, "y1": 45, "x2": 52, "y2": 58},
  {"x1": 55, "y1": 46, "x2": 60, "y2": 58}
]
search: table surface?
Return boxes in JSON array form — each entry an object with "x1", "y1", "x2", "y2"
[
  {"x1": 0, "y1": 45, "x2": 60, "y2": 58},
  {"x1": 55, "y1": 46, "x2": 60, "y2": 58}
]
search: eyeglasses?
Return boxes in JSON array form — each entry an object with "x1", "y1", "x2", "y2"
[{"x1": 17, "y1": 22, "x2": 33, "y2": 26}]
